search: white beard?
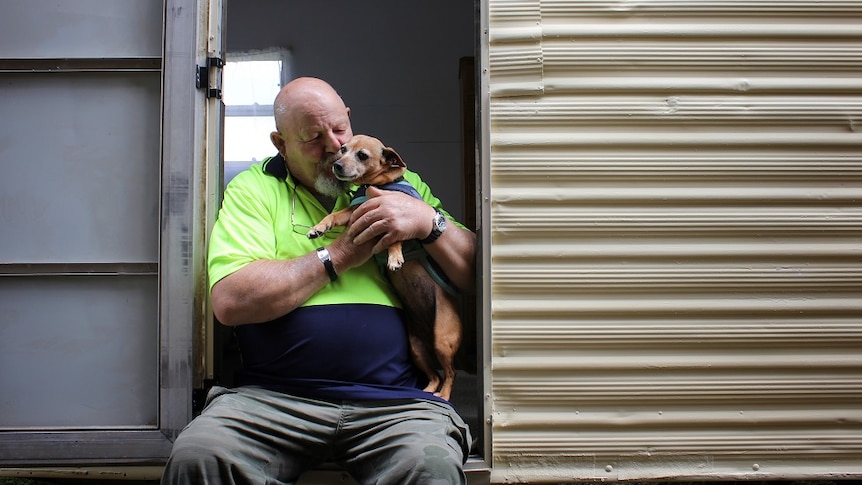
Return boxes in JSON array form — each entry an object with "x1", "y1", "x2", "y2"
[
  {"x1": 314, "y1": 170, "x2": 351, "y2": 197},
  {"x1": 304, "y1": 150, "x2": 352, "y2": 197}
]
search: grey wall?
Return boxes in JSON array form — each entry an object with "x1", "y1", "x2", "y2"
[{"x1": 226, "y1": 0, "x2": 476, "y2": 222}]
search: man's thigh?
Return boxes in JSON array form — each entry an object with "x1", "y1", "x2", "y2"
[
  {"x1": 337, "y1": 399, "x2": 472, "y2": 485},
  {"x1": 164, "y1": 386, "x2": 341, "y2": 484}
]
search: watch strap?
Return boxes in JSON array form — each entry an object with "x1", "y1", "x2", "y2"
[
  {"x1": 316, "y1": 247, "x2": 338, "y2": 282},
  {"x1": 420, "y1": 208, "x2": 445, "y2": 245}
]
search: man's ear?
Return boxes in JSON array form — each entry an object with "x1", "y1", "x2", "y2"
[
  {"x1": 270, "y1": 131, "x2": 285, "y2": 154},
  {"x1": 384, "y1": 147, "x2": 406, "y2": 168}
]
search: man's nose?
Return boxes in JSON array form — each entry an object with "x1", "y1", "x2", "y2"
[{"x1": 324, "y1": 131, "x2": 344, "y2": 154}]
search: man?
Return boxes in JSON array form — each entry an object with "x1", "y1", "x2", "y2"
[{"x1": 161, "y1": 77, "x2": 476, "y2": 484}]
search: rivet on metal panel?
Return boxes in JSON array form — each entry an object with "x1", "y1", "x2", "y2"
[
  {"x1": 605, "y1": 465, "x2": 613, "y2": 473},
  {"x1": 752, "y1": 464, "x2": 760, "y2": 471}
]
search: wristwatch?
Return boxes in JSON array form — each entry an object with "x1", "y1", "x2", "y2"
[{"x1": 420, "y1": 208, "x2": 447, "y2": 244}]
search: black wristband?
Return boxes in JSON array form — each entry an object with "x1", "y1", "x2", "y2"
[{"x1": 316, "y1": 247, "x2": 337, "y2": 282}]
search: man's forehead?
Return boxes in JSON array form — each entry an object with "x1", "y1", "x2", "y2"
[{"x1": 296, "y1": 114, "x2": 349, "y2": 136}]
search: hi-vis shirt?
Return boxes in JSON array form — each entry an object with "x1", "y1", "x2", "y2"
[{"x1": 207, "y1": 154, "x2": 462, "y2": 403}]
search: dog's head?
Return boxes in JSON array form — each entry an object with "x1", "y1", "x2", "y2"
[{"x1": 332, "y1": 134, "x2": 406, "y2": 186}]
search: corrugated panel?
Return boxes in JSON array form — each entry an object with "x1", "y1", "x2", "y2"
[
  {"x1": 488, "y1": 0, "x2": 544, "y2": 96},
  {"x1": 486, "y1": 0, "x2": 862, "y2": 482}
]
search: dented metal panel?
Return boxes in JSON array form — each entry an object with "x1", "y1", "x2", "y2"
[{"x1": 486, "y1": 0, "x2": 862, "y2": 482}]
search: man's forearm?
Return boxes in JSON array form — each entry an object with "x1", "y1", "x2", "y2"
[
  {"x1": 423, "y1": 224, "x2": 477, "y2": 293},
  {"x1": 211, "y1": 255, "x2": 329, "y2": 326},
  {"x1": 211, "y1": 234, "x2": 377, "y2": 325}
]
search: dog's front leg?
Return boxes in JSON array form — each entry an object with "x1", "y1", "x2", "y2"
[
  {"x1": 307, "y1": 208, "x2": 353, "y2": 239},
  {"x1": 387, "y1": 241, "x2": 405, "y2": 271}
]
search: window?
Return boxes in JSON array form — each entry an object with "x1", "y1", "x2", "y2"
[{"x1": 223, "y1": 49, "x2": 290, "y2": 186}]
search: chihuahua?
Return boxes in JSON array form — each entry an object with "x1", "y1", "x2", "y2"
[{"x1": 307, "y1": 134, "x2": 462, "y2": 401}]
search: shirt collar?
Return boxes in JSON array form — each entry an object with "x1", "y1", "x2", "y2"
[{"x1": 262, "y1": 153, "x2": 288, "y2": 180}]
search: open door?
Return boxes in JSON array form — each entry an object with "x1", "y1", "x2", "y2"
[{"x1": 0, "y1": 0, "x2": 224, "y2": 469}]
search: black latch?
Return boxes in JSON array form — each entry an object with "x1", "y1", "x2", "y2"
[{"x1": 196, "y1": 56, "x2": 224, "y2": 99}]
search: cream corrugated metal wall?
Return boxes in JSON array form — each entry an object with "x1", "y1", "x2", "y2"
[{"x1": 485, "y1": 1, "x2": 862, "y2": 482}]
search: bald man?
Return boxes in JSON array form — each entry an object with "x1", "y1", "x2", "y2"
[{"x1": 162, "y1": 77, "x2": 475, "y2": 484}]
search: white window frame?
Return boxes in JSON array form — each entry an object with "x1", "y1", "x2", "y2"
[{"x1": 222, "y1": 48, "x2": 291, "y2": 186}]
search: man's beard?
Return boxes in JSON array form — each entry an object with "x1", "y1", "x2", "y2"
[{"x1": 313, "y1": 158, "x2": 351, "y2": 197}]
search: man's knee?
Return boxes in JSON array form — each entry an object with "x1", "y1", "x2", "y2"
[
  {"x1": 417, "y1": 442, "x2": 466, "y2": 481},
  {"x1": 162, "y1": 433, "x2": 223, "y2": 483},
  {"x1": 366, "y1": 442, "x2": 465, "y2": 485},
  {"x1": 162, "y1": 449, "x2": 206, "y2": 483}
]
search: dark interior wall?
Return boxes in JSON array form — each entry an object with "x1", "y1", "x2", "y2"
[{"x1": 225, "y1": 0, "x2": 475, "y2": 222}]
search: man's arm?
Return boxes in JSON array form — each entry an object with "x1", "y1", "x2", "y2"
[
  {"x1": 347, "y1": 186, "x2": 477, "y2": 292},
  {"x1": 211, "y1": 233, "x2": 376, "y2": 326}
]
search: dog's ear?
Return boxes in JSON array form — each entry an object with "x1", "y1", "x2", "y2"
[{"x1": 383, "y1": 146, "x2": 406, "y2": 168}]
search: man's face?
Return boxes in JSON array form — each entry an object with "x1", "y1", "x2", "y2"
[{"x1": 273, "y1": 105, "x2": 353, "y2": 197}]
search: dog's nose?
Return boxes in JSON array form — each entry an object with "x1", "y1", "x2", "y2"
[{"x1": 333, "y1": 160, "x2": 345, "y2": 176}]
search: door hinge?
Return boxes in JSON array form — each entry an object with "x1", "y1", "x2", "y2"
[{"x1": 196, "y1": 56, "x2": 224, "y2": 99}]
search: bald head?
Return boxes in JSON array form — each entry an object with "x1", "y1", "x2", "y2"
[
  {"x1": 273, "y1": 77, "x2": 349, "y2": 134},
  {"x1": 269, "y1": 77, "x2": 354, "y2": 198}
]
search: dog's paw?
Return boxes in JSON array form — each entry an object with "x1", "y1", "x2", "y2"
[
  {"x1": 306, "y1": 228, "x2": 324, "y2": 239},
  {"x1": 422, "y1": 378, "x2": 442, "y2": 395},
  {"x1": 387, "y1": 254, "x2": 404, "y2": 271}
]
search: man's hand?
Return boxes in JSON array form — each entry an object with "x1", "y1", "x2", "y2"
[
  {"x1": 347, "y1": 186, "x2": 436, "y2": 255},
  {"x1": 325, "y1": 227, "x2": 379, "y2": 273},
  {"x1": 346, "y1": 186, "x2": 477, "y2": 293}
]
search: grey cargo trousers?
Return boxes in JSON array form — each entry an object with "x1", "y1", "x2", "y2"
[{"x1": 161, "y1": 386, "x2": 471, "y2": 485}]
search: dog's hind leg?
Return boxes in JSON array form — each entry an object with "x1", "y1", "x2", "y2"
[
  {"x1": 409, "y1": 334, "x2": 442, "y2": 395},
  {"x1": 432, "y1": 287, "x2": 463, "y2": 401},
  {"x1": 390, "y1": 263, "x2": 442, "y2": 395}
]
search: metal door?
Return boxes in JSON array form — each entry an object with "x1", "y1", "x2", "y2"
[{"x1": 0, "y1": 0, "x2": 224, "y2": 467}]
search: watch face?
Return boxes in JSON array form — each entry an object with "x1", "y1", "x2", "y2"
[
  {"x1": 435, "y1": 211, "x2": 447, "y2": 231},
  {"x1": 421, "y1": 209, "x2": 447, "y2": 244}
]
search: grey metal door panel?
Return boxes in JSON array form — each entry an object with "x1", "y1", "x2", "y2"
[
  {"x1": 0, "y1": 0, "x2": 163, "y2": 58},
  {"x1": 0, "y1": 73, "x2": 161, "y2": 264},
  {"x1": 0, "y1": 0, "x2": 205, "y2": 466},
  {"x1": 0, "y1": 275, "x2": 158, "y2": 429}
]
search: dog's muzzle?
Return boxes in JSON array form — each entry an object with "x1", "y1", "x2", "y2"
[{"x1": 331, "y1": 159, "x2": 354, "y2": 181}]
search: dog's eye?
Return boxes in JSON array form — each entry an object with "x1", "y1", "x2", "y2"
[
  {"x1": 340, "y1": 145, "x2": 348, "y2": 154},
  {"x1": 357, "y1": 151, "x2": 369, "y2": 161}
]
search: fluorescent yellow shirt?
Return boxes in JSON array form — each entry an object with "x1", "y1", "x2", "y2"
[{"x1": 207, "y1": 155, "x2": 460, "y2": 308}]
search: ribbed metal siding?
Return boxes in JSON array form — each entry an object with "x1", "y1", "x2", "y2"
[{"x1": 486, "y1": 1, "x2": 862, "y2": 482}]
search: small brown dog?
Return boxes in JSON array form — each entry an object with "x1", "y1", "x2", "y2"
[{"x1": 307, "y1": 134, "x2": 462, "y2": 400}]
